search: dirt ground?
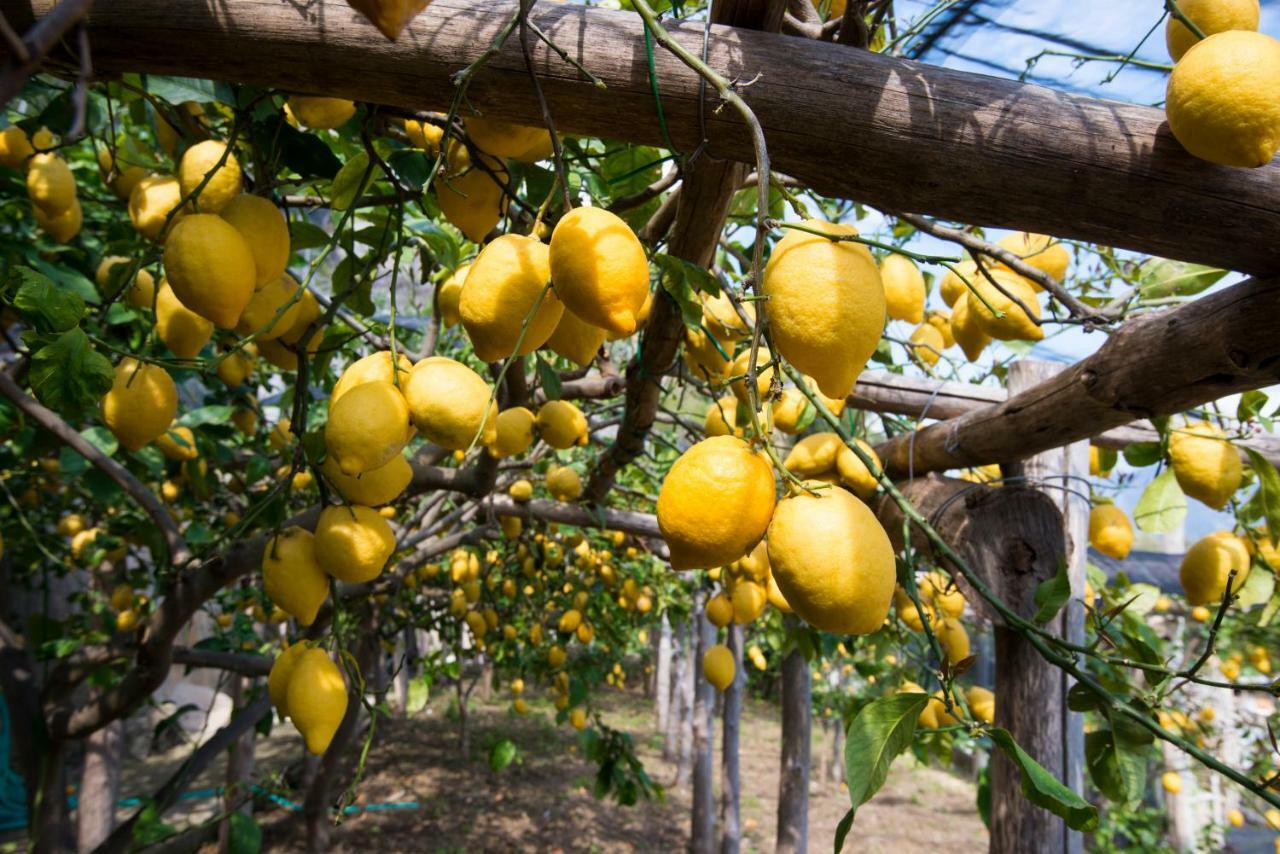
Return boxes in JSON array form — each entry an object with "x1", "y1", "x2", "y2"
[{"x1": 116, "y1": 685, "x2": 988, "y2": 853}]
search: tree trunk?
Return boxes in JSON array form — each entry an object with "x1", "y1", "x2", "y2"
[
  {"x1": 830, "y1": 718, "x2": 845, "y2": 784},
  {"x1": 674, "y1": 622, "x2": 694, "y2": 781},
  {"x1": 691, "y1": 595, "x2": 716, "y2": 854},
  {"x1": 31, "y1": 739, "x2": 70, "y2": 854},
  {"x1": 76, "y1": 720, "x2": 122, "y2": 852},
  {"x1": 719, "y1": 624, "x2": 743, "y2": 854},
  {"x1": 218, "y1": 677, "x2": 256, "y2": 854},
  {"x1": 776, "y1": 631, "x2": 811, "y2": 854},
  {"x1": 656, "y1": 613, "x2": 672, "y2": 734}
]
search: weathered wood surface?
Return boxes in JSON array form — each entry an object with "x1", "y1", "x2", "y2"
[
  {"x1": 6, "y1": 0, "x2": 1280, "y2": 272},
  {"x1": 877, "y1": 276, "x2": 1280, "y2": 479}
]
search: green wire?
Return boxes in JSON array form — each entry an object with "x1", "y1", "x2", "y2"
[{"x1": 642, "y1": 23, "x2": 679, "y2": 156}]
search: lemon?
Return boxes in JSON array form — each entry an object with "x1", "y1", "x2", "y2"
[
  {"x1": 731, "y1": 580, "x2": 768, "y2": 624},
  {"x1": 965, "y1": 686, "x2": 995, "y2": 724},
  {"x1": 115, "y1": 609, "x2": 140, "y2": 632},
  {"x1": 701, "y1": 292, "x2": 753, "y2": 342},
  {"x1": 102, "y1": 358, "x2": 177, "y2": 451},
  {"x1": 835, "y1": 439, "x2": 881, "y2": 501},
  {"x1": 1267, "y1": 807, "x2": 1280, "y2": 831},
  {"x1": 465, "y1": 117, "x2": 554, "y2": 161},
  {"x1": 729, "y1": 346, "x2": 774, "y2": 407},
  {"x1": 769, "y1": 389, "x2": 809, "y2": 435},
  {"x1": 1167, "y1": 0, "x2": 1259, "y2": 62},
  {"x1": 1225, "y1": 808, "x2": 1244, "y2": 829},
  {"x1": 684, "y1": 328, "x2": 732, "y2": 383},
  {"x1": 436, "y1": 264, "x2": 469, "y2": 328},
  {"x1": 128, "y1": 174, "x2": 184, "y2": 240},
  {"x1": 703, "y1": 644, "x2": 735, "y2": 691},
  {"x1": 926, "y1": 310, "x2": 955, "y2": 348},
  {"x1": 1180, "y1": 530, "x2": 1250, "y2": 606},
  {"x1": 109, "y1": 582, "x2": 133, "y2": 611},
  {"x1": 405, "y1": 119, "x2": 444, "y2": 154},
  {"x1": 763, "y1": 220, "x2": 884, "y2": 400},
  {"x1": 548, "y1": 644, "x2": 566, "y2": 668},
  {"x1": 547, "y1": 465, "x2": 582, "y2": 502},
  {"x1": 220, "y1": 194, "x2": 291, "y2": 287},
  {"x1": 96, "y1": 146, "x2": 146, "y2": 200},
  {"x1": 766, "y1": 572, "x2": 793, "y2": 612},
  {"x1": 321, "y1": 453, "x2": 412, "y2": 506},
  {"x1": 935, "y1": 617, "x2": 970, "y2": 664},
  {"x1": 216, "y1": 345, "x2": 255, "y2": 388},
  {"x1": 1089, "y1": 445, "x2": 1113, "y2": 478},
  {"x1": 767, "y1": 482, "x2": 895, "y2": 634},
  {"x1": 156, "y1": 278, "x2": 215, "y2": 357},
  {"x1": 1167, "y1": 31, "x2": 1280, "y2": 167},
  {"x1": 97, "y1": 257, "x2": 155, "y2": 308},
  {"x1": 262, "y1": 526, "x2": 329, "y2": 625},
  {"x1": 325, "y1": 380, "x2": 411, "y2": 475},
  {"x1": 657, "y1": 436, "x2": 776, "y2": 570},
  {"x1": 490, "y1": 407, "x2": 535, "y2": 458},
  {"x1": 460, "y1": 234, "x2": 562, "y2": 361},
  {"x1": 315, "y1": 504, "x2": 396, "y2": 583},
  {"x1": 500, "y1": 516, "x2": 523, "y2": 539},
  {"x1": 286, "y1": 96, "x2": 356, "y2": 130},
  {"x1": 0, "y1": 126, "x2": 33, "y2": 170},
  {"x1": 949, "y1": 293, "x2": 990, "y2": 362},
  {"x1": 331, "y1": 351, "x2": 412, "y2": 410},
  {"x1": 178, "y1": 139, "x2": 242, "y2": 213},
  {"x1": 1169, "y1": 421, "x2": 1241, "y2": 509},
  {"x1": 58, "y1": 514, "x2": 87, "y2": 537},
  {"x1": 279, "y1": 289, "x2": 323, "y2": 345},
  {"x1": 162, "y1": 213, "x2": 257, "y2": 328},
  {"x1": 268, "y1": 641, "x2": 311, "y2": 717},
  {"x1": 287, "y1": 648, "x2": 348, "y2": 754},
  {"x1": 549, "y1": 206, "x2": 649, "y2": 337},
  {"x1": 558, "y1": 608, "x2": 582, "y2": 634},
  {"x1": 1161, "y1": 771, "x2": 1182, "y2": 795},
  {"x1": 1089, "y1": 504, "x2": 1133, "y2": 560},
  {"x1": 782, "y1": 432, "x2": 841, "y2": 478},
  {"x1": 569, "y1": 706, "x2": 587, "y2": 729},
  {"x1": 535, "y1": 400, "x2": 588, "y2": 449},
  {"x1": 33, "y1": 198, "x2": 81, "y2": 243},
  {"x1": 706, "y1": 593, "x2": 734, "y2": 627},
  {"x1": 967, "y1": 268, "x2": 1043, "y2": 341},
  {"x1": 26, "y1": 153, "x2": 75, "y2": 213},
  {"x1": 909, "y1": 323, "x2": 944, "y2": 367},
  {"x1": 996, "y1": 232, "x2": 1070, "y2": 282},
  {"x1": 545, "y1": 308, "x2": 607, "y2": 367},
  {"x1": 508, "y1": 479, "x2": 534, "y2": 503},
  {"x1": 235, "y1": 274, "x2": 303, "y2": 340},
  {"x1": 939, "y1": 260, "x2": 978, "y2": 307},
  {"x1": 403, "y1": 356, "x2": 497, "y2": 451},
  {"x1": 155, "y1": 425, "x2": 198, "y2": 461},
  {"x1": 232, "y1": 407, "x2": 258, "y2": 435},
  {"x1": 268, "y1": 418, "x2": 293, "y2": 451},
  {"x1": 880, "y1": 254, "x2": 925, "y2": 323},
  {"x1": 436, "y1": 143, "x2": 507, "y2": 243}
]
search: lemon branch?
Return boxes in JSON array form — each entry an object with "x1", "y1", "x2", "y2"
[
  {"x1": 519, "y1": 0, "x2": 573, "y2": 212},
  {"x1": 1164, "y1": 0, "x2": 1207, "y2": 41}
]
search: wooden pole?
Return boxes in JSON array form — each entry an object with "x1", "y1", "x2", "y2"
[
  {"x1": 8, "y1": 0, "x2": 1280, "y2": 272},
  {"x1": 720, "y1": 623, "x2": 744, "y2": 854},
  {"x1": 775, "y1": 621, "x2": 811, "y2": 854},
  {"x1": 692, "y1": 594, "x2": 717, "y2": 853}
]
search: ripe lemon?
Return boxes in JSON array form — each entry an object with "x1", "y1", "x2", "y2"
[
  {"x1": 460, "y1": 234, "x2": 562, "y2": 362},
  {"x1": 909, "y1": 323, "x2": 944, "y2": 367},
  {"x1": 836, "y1": 439, "x2": 881, "y2": 501},
  {"x1": 262, "y1": 526, "x2": 329, "y2": 625},
  {"x1": 545, "y1": 308, "x2": 607, "y2": 367},
  {"x1": 684, "y1": 328, "x2": 732, "y2": 383},
  {"x1": 403, "y1": 356, "x2": 497, "y2": 451},
  {"x1": 33, "y1": 198, "x2": 81, "y2": 243},
  {"x1": 703, "y1": 644, "x2": 735, "y2": 691},
  {"x1": 268, "y1": 641, "x2": 311, "y2": 717},
  {"x1": 236, "y1": 274, "x2": 303, "y2": 340},
  {"x1": 935, "y1": 617, "x2": 970, "y2": 664},
  {"x1": 58, "y1": 514, "x2": 87, "y2": 537},
  {"x1": 966, "y1": 686, "x2": 995, "y2": 724},
  {"x1": 436, "y1": 142, "x2": 507, "y2": 244},
  {"x1": 547, "y1": 465, "x2": 583, "y2": 502},
  {"x1": 287, "y1": 648, "x2": 348, "y2": 754},
  {"x1": 783, "y1": 432, "x2": 842, "y2": 477},
  {"x1": 500, "y1": 516, "x2": 523, "y2": 539},
  {"x1": 509, "y1": 479, "x2": 534, "y2": 502},
  {"x1": 1161, "y1": 771, "x2": 1182, "y2": 795},
  {"x1": 128, "y1": 174, "x2": 184, "y2": 241},
  {"x1": 220, "y1": 194, "x2": 291, "y2": 287},
  {"x1": 436, "y1": 264, "x2": 468, "y2": 328},
  {"x1": 279, "y1": 288, "x2": 323, "y2": 345},
  {"x1": 162, "y1": 213, "x2": 257, "y2": 328},
  {"x1": 569, "y1": 706, "x2": 587, "y2": 729},
  {"x1": 405, "y1": 119, "x2": 444, "y2": 154},
  {"x1": 926, "y1": 310, "x2": 955, "y2": 348},
  {"x1": 657, "y1": 436, "x2": 776, "y2": 570},
  {"x1": 767, "y1": 482, "x2": 895, "y2": 634},
  {"x1": 1166, "y1": 31, "x2": 1280, "y2": 167},
  {"x1": 706, "y1": 593, "x2": 734, "y2": 627},
  {"x1": 0, "y1": 126, "x2": 32, "y2": 170},
  {"x1": 548, "y1": 644, "x2": 566, "y2": 668},
  {"x1": 939, "y1": 260, "x2": 978, "y2": 307},
  {"x1": 269, "y1": 418, "x2": 293, "y2": 450},
  {"x1": 490, "y1": 406, "x2": 535, "y2": 458},
  {"x1": 286, "y1": 96, "x2": 356, "y2": 130},
  {"x1": 101, "y1": 358, "x2": 177, "y2": 451},
  {"x1": 1226, "y1": 808, "x2": 1244, "y2": 829},
  {"x1": 729, "y1": 346, "x2": 774, "y2": 407},
  {"x1": 321, "y1": 453, "x2": 412, "y2": 506},
  {"x1": 155, "y1": 425, "x2": 198, "y2": 461},
  {"x1": 96, "y1": 146, "x2": 146, "y2": 200},
  {"x1": 465, "y1": 117, "x2": 554, "y2": 161},
  {"x1": 331, "y1": 350, "x2": 412, "y2": 408},
  {"x1": 1180, "y1": 530, "x2": 1250, "y2": 606},
  {"x1": 1089, "y1": 445, "x2": 1113, "y2": 478},
  {"x1": 535, "y1": 400, "x2": 588, "y2": 449},
  {"x1": 996, "y1": 232, "x2": 1069, "y2": 283},
  {"x1": 770, "y1": 389, "x2": 810, "y2": 435},
  {"x1": 1089, "y1": 504, "x2": 1133, "y2": 560},
  {"x1": 1169, "y1": 421, "x2": 1241, "y2": 509},
  {"x1": 1166, "y1": 0, "x2": 1259, "y2": 62},
  {"x1": 763, "y1": 219, "x2": 884, "y2": 400},
  {"x1": 25, "y1": 153, "x2": 74, "y2": 213},
  {"x1": 178, "y1": 139, "x2": 242, "y2": 213},
  {"x1": 967, "y1": 268, "x2": 1043, "y2": 341},
  {"x1": 314, "y1": 504, "x2": 396, "y2": 583},
  {"x1": 949, "y1": 293, "x2": 990, "y2": 362},
  {"x1": 109, "y1": 582, "x2": 133, "y2": 610},
  {"x1": 97, "y1": 257, "x2": 156, "y2": 308},
  {"x1": 731, "y1": 580, "x2": 768, "y2": 624},
  {"x1": 549, "y1": 206, "x2": 649, "y2": 338},
  {"x1": 325, "y1": 380, "x2": 411, "y2": 475},
  {"x1": 701, "y1": 292, "x2": 753, "y2": 342},
  {"x1": 766, "y1": 573, "x2": 792, "y2": 612},
  {"x1": 880, "y1": 253, "x2": 925, "y2": 323},
  {"x1": 558, "y1": 608, "x2": 582, "y2": 634}
]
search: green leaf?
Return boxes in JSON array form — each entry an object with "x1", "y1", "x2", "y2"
[
  {"x1": 1138, "y1": 259, "x2": 1227, "y2": 299},
  {"x1": 58, "y1": 426, "x2": 118, "y2": 477},
  {"x1": 834, "y1": 808, "x2": 855, "y2": 853},
  {"x1": 331, "y1": 152, "x2": 371, "y2": 210},
  {"x1": 226, "y1": 812, "x2": 262, "y2": 854},
  {"x1": 489, "y1": 738, "x2": 518, "y2": 772},
  {"x1": 255, "y1": 114, "x2": 343, "y2": 180},
  {"x1": 1133, "y1": 468, "x2": 1186, "y2": 534},
  {"x1": 387, "y1": 149, "x2": 431, "y2": 192},
  {"x1": 178, "y1": 405, "x2": 235, "y2": 428},
  {"x1": 842, "y1": 693, "x2": 929, "y2": 825},
  {"x1": 28, "y1": 328, "x2": 114, "y2": 419},
  {"x1": 1032, "y1": 561, "x2": 1071, "y2": 624},
  {"x1": 1066, "y1": 682, "x2": 1103, "y2": 713},
  {"x1": 1084, "y1": 729, "x2": 1144, "y2": 805},
  {"x1": 289, "y1": 221, "x2": 331, "y2": 251},
  {"x1": 988, "y1": 728, "x2": 1098, "y2": 831},
  {"x1": 1122, "y1": 441, "x2": 1163, "y2": 468},
  {"x1": 131, "y1": 801, "x2": 178, "y2": 847},
  {"x1": 1246, "y1": 449, "x2": 1280, "y2": 547},
  {"x1": 536, "y1": 355, "x2": 562, "y2": 401},
  {"x1": 1237, "y1": 560, "x2": 1275, "y2": 609},
  {"x1": 12, "y1": 267, "x2": 84, "y2": 332},
  {"x1": 145, "y1": 75, "x2": 223, "y2": 105},
  {"x1": 1094, "y1": 446, "x2": 1118, "y2": 475},
  {"x1": 1239, "y1": 390, "x2": 1269, "y2": 422}
]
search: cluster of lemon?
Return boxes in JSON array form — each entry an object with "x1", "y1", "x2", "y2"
[
  {"x1": 1, "y1": 126, "x2": 84, "y2": 243},
  {"x1": 268, "y1": 640, "x2": 349, "y2": 754},
  {"x1": 893, "y1": 570, "x2": 970, "y2": 665},
  {"x1": 900, "y1": 681, "x2": 994, "y2": 730}
]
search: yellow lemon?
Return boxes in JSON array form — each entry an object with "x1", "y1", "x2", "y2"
[
  {"x1": 939, "y1": 260, "x2": 978, "y2": 307},
  {"x1": 155, "y1": 278, "x2": 218, "y2": 356},
  {"x1": 220, "y1": 194, "x2": 291, "y2": 287},
  {"x1": 535, "y1": 400, "x2": 588, "y2": 449},
  {"x1": 33, "y1": 198, "x2": 81, "y2": 243},
  {"x1": 436, "y1": 264, "x2": 468, "y2": 328},
  {"x1": 731, "y1": 580, "x2": 768, "y2": 624},
  {"x1": 549, "y1": 206, "x2": 649, "y2": 338},
  {"x1": 268, "y1": 418, "x2": 293, "y2": 451},
  {"x1": 703, "y1": 644, "x2": 735, "y2": 691},
  {"x1": 701, "y1": 291, "x2": 753, "y2": 342},
  {"x1": 216, "y1": 345, "x2": 255, "y2": 389},
  {"x1": 545, "y1": 308, "x2": 608, "y2": 367},
  {"x1": 108, "y1": 582, "x2": 133, "y2": 611},
  {"x1": 235, "y1": 274, "x2": 303, "y2": 340},
  {"x1": 936, "y1": 617, "x2": 971, "y2": 664},
  {"x1": 325, "y1": 380, "x2": 411, "y2": 475},
  {"x1": 403, "y1": 356, "x2": 497, "y2": 451},
  {"x1": 436, "y1": 143, "x2": 507, "y2": 243},
  {"x1": 405, "y1": 119, "x2": 444, "y2": 154},
  {"x1": 1089, "y1": 504, "x2": 1134, "y2": 560},
  {"x1": 763, "y1": 219, "x2": 884, "y2": 400},
  {"x1": 101, "y1": 359, "x2": 177, "y2": 451},
  {"x1": 322, "y1": 453, "x2": 412, "y2": 505},
  {"x1": 1170, "y1": 421, "x2": 1242, "y2": 510},
  {"x1": 909, "y1": 323, "x2": 944, "y2": 367},
  {"x1": 509, "y1": 479, "x2": 534, "y2": 502},
  {"x1": 880, "y1": 253, "x2": 925, "y2": 323},
  {"x1": 465, "y1": 117, "x2": 554, "y2": 161},
  {"x1": 177, "y1": 139, "x2": 242, "y2": 213},
  {"x1": 548, "y1": 644, "x2": 566, "y2": 668},
  {"x1": 262, "y1": 526, "x2": 329, "y2": 625},
  {"x1": 766, "y1": 573, "x2": 792, "y2": 612},
  {"x1": 287, "y1": 648, "x2": 348, "y2": 754},
  {"x1": 546, "y1": 465, "x2": 582, "y2": 502},
  {"x1": 767, "y1": 482, "x2": 895, "y2": 634},
  {"x1": 460, "y1": 234, "x2": 562, "y2": 361},
  {"x1": 155, "y1": 425, "x2": 198, "y2": 461},
  {"x1": 836, "y1": 439, "x2": 881, "y2": 501},
  {"x1": 286, "y1": 96, "x2": 356, "y2": 130},
  {"x1": 657, "y1": 436, "x2": 775, "y2": 570},
  {"x1": 926, "y1": 310, "x2": 955, "y2": 348},
  {"x1": 729, "y1": 346, "x2": 774, "y2": 408},
  {"x1": 783, "y1": 432, "x2": 842, "y2": 477},
  {"x1": 770, "y1": 388, "x2": 810, "y2": 435},
  {"x1": 1225, "y1": 808, "x2": 1245, "y2": 829},
  {"x1": 967, "y1": 267, "x2": 1043, "y2": 341},
  {"x1": 706, "y1": 593, "x2": 734, "y2": 627},
  {"x1": 1166, "y1": 0, "x2": 1259, "y2": 62},
  {"x1": 25, "y1": 153, "x2": 75, "y2": 213},
  {"x1": 314, "y1": 504, "x2": 396, "y2": 583},
  {"x1": 996, "y1": 232, "x2": 1070, "y2": 283},
  {"x1": 97, "y1": 257, "x2": 156, "y2": 309},
  {"x1": 58, "y1": 514, "x2": 87, "y2": 537},
  {"x1": 966, "y1": 686, "x2": 995, "y2": 724},
  {"x1": 684, "y1": 328, "x2": 732, "y2": 383},
  {"x1": 0, "y1": 126, "x2": 33, "y2": 170},
  {"x1": 569, "y1": 706, "x2": 587, "y2": 729},
  {"x1": 162, "y1": 213, "x2": 257, "y2": 328},
  {"x1": 331, "y1": 350, "x2": 412, "y2": 408},
  {"x1": 1161, "y1": 771, "x2": 1183, "y2": 795},
  {"x1": 128, "y1": 174, "x2": 184, "y2": 241},
  {"x1": 490, "y1": 407, "x2": 536, "y2": 458},
  {"x1": 1180, "y1": 530, "x2": 1251, "y2": 606},
  {"x1": 268, "y1": 641, "x2": 311, "y2": 717},
  {"x1": 1089, "y1": 445, "x2": 1113, "y2": 478},
  {"x1": 950, "y1": 293, "x2": 990, "y2": 362},
  {"x1": 279, "y1": 289, "x2": 323, "y2": 345},
  {"x1": 96, "y1": 146, "x2": 147, "y2": 200},
  {"x1": 232, "y1": 407, "x2": 258, "y2": 435},
  {"x1": 1166, "y1": 31, "x2": 1280, "y2": 167}
]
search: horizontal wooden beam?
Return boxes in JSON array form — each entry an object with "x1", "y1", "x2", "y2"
[
  {"x1": 876, "y1": 277, "x2": 1280, "y2": 479},
  {"x1": 7, "y1": 0, "x2": 1280, "y2": 272}
]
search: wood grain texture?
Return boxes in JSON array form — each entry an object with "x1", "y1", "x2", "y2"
[
  {"x1": 877, "y1": 276, "x2": 1280, "y2": 479},
  {"x1": 9, "y1": 0, "x2": 1280, "y2": 272}
]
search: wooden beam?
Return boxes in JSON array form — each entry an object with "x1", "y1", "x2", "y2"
[
  {"x1": 876, "y1": 277, "x2": 1280, "y2": 479},
  {"x1": 8, "y1": 0, "x2": 1280, "y2": 273}
]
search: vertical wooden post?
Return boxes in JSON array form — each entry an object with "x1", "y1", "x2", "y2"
[
  {"x1": 220, "y1": 675, "x2": 256, "y2": 853},
  {"x1": 776, "y1": 617, "x2": 811, "y2": 854},
  {"x1": 720, "y1": 623, "x2": 743, "y2": 854},
  {"x1": 691, "y1": 593, "x2": 717, "y2": 853},
  {"x1": 656, "y1": 612, "x2": 673, "y2": 733},
  {"x1": 76, "y1": 718, "x2": 122, "y2": 852}
]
